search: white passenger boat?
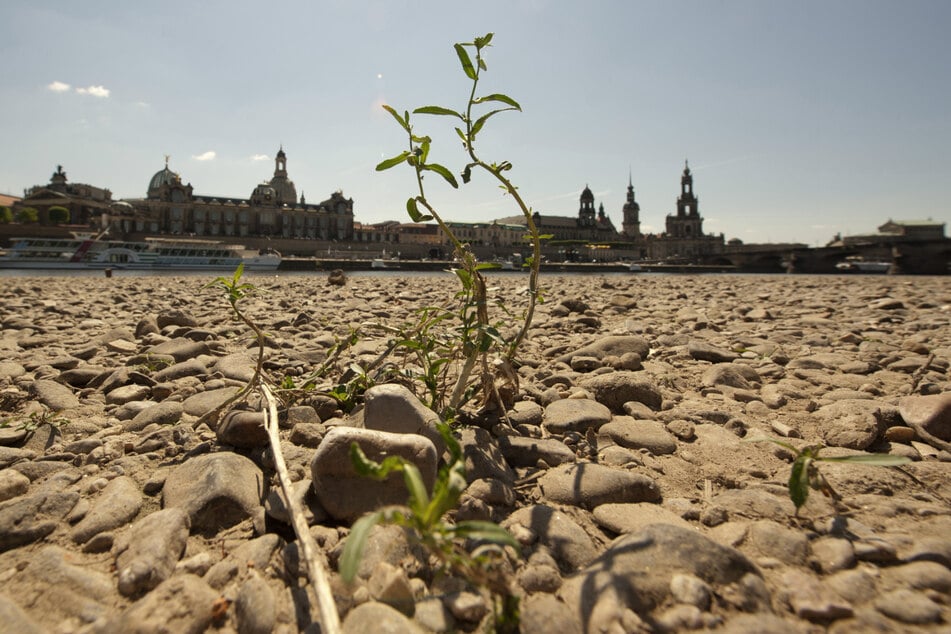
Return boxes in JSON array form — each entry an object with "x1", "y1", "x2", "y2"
[{"x1": 0, "y1": 232, "x2": 281, "y2": 271}]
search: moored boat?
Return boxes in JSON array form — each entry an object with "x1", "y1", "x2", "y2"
[
  {"x1": 0, "y1": 232, "x2": 281, "y2": 271},
  {"x1": 835, "y1": 257, "x2": 891, "y2": 274}
]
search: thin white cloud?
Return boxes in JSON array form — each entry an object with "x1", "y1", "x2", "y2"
[
  {"x1": 193, "y1": 151, "x2": 217, "y2": 161},
  {"x1": 47, "y1": 81, "x2": 71, "y2": 92},
  {"x1": 250, "y1": 154, "x2": 270, "y2": 161},
  {"x1": 76, "y1": 85, "x2": 110, "y2": 98}
]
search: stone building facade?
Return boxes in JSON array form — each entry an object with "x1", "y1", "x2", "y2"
[
  {"x1": 646, "y1": 161, "x2": 724, "y2": 260},
  {"x1": 121, "y1": 148, "x2": 354, "y2": 241},
  {"x1": 13, "y1": 165, "x2": 114, "y2": 225}
]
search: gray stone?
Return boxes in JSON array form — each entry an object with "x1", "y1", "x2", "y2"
[
  {"x1": 125, "y1": 400, "x2": 183, "y2": 431},
  {"x1": 538, "y1": 462, "x2": 661, "y2": 508},
  {"x1": 592, "y1": 503, "x2": 693, "y2": 534},
  {"x1": 815, "y1": 399, "x2": 887, "y2": 450},
  {"x1": 899, "y1": 392, "x2": 951, "y2": 441},
  {"x1": 114, "y1": 508, "x2": 190, "y2": 596},
  {"x1": 559, "y1": 524, "x2": 760, "y2": 618},
  {"x1": 30, "y1": 378, "x2": 80, "y2": 410},
  {"x1": 670, "y1": 573, "x2": 712, "y2": 609},
  {"x1": 499, "y1": 436, "x2": 574, "y2": 469},
  {"x1": 162, "y1": 452, "x2": 264, "y2": 534},
  {"x1": 874, "y1": 588, "x2": 942, "y2": 624},
  {"x1": 746, "y1": 519, "x2": 809, "y2": 565},
  {"x1": 101, "y1": 574, "x2": 218, "y2": 634},
  {"x1": 0, "y1": 490, "x2": 78, "y2": 549},
  {"x1": 688, "y1": 341, "x2": 739, "y2": 363},
  {"x1": 504, "y1": 504, "x2": 598, "y2": 572},
  {"x1": 368, "y1": 561, "x2": 416, "y2": 616},
  {"x1": 810, "y1": 536, "x2": 856, "y2": 573},
  {"x1": 204, "y1": 534, "x2": 282, "y2": 589},
  {"x1": 555, "y1": 335, "x2": 650, "y2": 365},
  {"x1": 181, "y1": 386, "x2": 240, "y2": 417},
  {"x1": 362, "y1": 383, "x2": 445, "y2": 453},
  {"x1": 579, "y1": 372, "x2": 663, "y2": 412},
  {"x1": 342, "y1": 601, "x2": 428, "y2": 634},
  {"x1": 781, "y1": 569, "x2": 854, "y2": 621},
  {"x1": 16, "y1": 546, "x2": 115, "y2": 627},
  {"x1": 153, "y1": 358, "x2": 207, "y2": 382},
  {"x1": 311, "y1": 426, "x2": 437, "y2": 522},
  {"x1": 70, "y1": 476, "x2": 143, "y2": 544},
  {"x1": 213, "y1": 352, "x2": 257, "y2": 383},
  {"x1": 701, "y1": 365, "x2": 755, "y2": 390},
  {"x1": 519, "y1": 593, "x2": 583, "y2": 634},
  {"x1": 105, "y1": 383, "x2": 152, "y2": 405},
  {"x1": 235, "y1": 570, "x2": 277, "y2": 634},
  {"x1": 145, "y1": 337, "x2": 210, "y2": 363},
  {"x1": 709, "y1": 487, "x2": 795, "y2": 521},
  {"x1": 885, "y1": 560, "x2": 951, "y2": 593},
  {"x1": 216, "y1": 410, "x2": 269, "y2": 448},
  {"x1": 598, "y1": 417, "x2": 678, "y2": 455},
  {"x1": 156, "y1": 309, "x2": 200, "y2": 329},
  {"x1": 0, "y1": 593, "x2": 44, "y2": 634},
  {"x1": 458, "y1": 427, "x2": 515, "y2": 484},
  {"x1": 542, "y1": 398, "x2": 612, "y2": 434},
  {"x1": 0, "y1": 469, "x2": 30, "y2": 502}
]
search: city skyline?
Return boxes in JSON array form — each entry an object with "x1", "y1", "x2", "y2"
[{"x1": 1, "y1": 1, "x2": 949, "y2": 247}]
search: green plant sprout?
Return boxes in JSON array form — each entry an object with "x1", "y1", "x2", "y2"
[
  {"x1": 749, "y1": 437, "x2": 911, "y2": 514},
  {"x1": 0, "y1": 407, "x2": 70, "y2": 433},
  {"x1": 375, "y1": 32, "x2": 544, "y2": 419},
  {"x1": 341, "y1": 422, "x2": 519, "y2": 630}
]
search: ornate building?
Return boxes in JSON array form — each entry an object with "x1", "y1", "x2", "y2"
[
  {"x1": 122, "y1": 148, "x2": 354, "y2": 241},
  {"x1": 647, "y1": 161, "x2": 724, "y2": 259},
  {"x1": 621, "y1": 174, "x2": 641, "y2": 239},
  {"x1": 499, "y1": 185, "x2": 621, "y2": 243},
  {"x1": 13, "y1": 165, "x2": 114, "y2": 225}
]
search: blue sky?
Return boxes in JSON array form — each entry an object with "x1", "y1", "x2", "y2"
[{"x1": 1, "y1": 0, "x2": 948, "y2": 246}]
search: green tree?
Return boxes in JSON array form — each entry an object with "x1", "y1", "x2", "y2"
[
  {"x1": 48, "y1": 205, "x2": 70, "y2": 224},
  {"x1": 15, "y1": 207, "x2": 38, "y2": 224},
  {"x1": 0, "y1": 206, "x2": 11, "y2": 224}
]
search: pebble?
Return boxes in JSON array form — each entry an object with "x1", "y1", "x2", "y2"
[{"x1": 0, "y1": 274, "x2": 948, "y2": 633}]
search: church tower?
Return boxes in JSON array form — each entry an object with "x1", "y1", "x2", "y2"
[
  {"x1": 268, "y1": 145, "x2": 298, "y2": 205},
  {"x1": 666, "y1": 160, "x2": 704, "y2": 238},
  {"x1": 622, "y1": 173, "x2": 641, "y2": 239},
  {"x1": 579, "y1": 185, "x2": 596, "y2": 227}
]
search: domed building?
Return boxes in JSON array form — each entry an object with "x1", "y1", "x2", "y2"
[{"x1": 122, "y1": 147, "x2": 354, "y2": 244}]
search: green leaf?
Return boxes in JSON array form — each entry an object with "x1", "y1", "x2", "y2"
[
  {"x1": 406, "y1": 198, "x2": 433, "y2": 222},
  {"x1": 475, "y1": 262, "x2": 500, "y2": 271},
  {"x1": 422, "y1": 163, "x2": 459, "y2": 188},
  {"x1": 414, "y1": 106, "x2": 464, "y2": 119},
  {"x1": 454, "y1": 43, "x2": 477, "y2": 80},
  {"x1": 474, "y1": 33, "x2": 494, "y2": 49},
  {"x1": 452, "y1": 520, "x2": 518, "y2": 547},
  {"x1": 470, "y1": 108, "x2": 516, "y2": 138},
  {"x1": 376, "y1": 151, "x2": 412, "y2": 171},
  {"x1": 402, "y1": 462, "x2": 431, "y2": 518},
  {"x1": 818, "y1": 454, "x2": 912, "y2": 466},
  {"x1": 788, "y1": 456, "x2": 811, "y2": 509},
  {"x1": 472, "y1": 93, "x2": 522, "y2": 110},
  {"x1": 381, "y1": 104, "x2": 411, "y2": 133},
  {"x1": 339, "y1": 511, "x2": 384, "y2": 582}
]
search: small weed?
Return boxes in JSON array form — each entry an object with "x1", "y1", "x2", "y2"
[
  {"x1": 341, "y1": 422, "x2": 519, "y2": 630},
  {"x1": 748, "y1": 436, "x2": 911, "y2": 515},
  {"x1": 375, "y1": 32, "x2": 543, "y2": 419},
  {"x1": 0, "y1": 407, "x2": 70, "y2": 433}
]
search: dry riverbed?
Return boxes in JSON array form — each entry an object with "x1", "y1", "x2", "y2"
[{"x1": 0, "y1": 272, "x2": 949, "y2": 633}]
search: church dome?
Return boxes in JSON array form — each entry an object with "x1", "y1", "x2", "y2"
[
  {"x1": 580, "y1": 185, "x2": 594, "y2": 202},
  {"x1": 268, "y1": 176, "x2": 297, "y2": 205},
  {"x1": 250, "y1": 183, "x2": 277, "y2": 206},
  {"x1": 149, "y1": 166, "x2": 180, "y2": 192}
]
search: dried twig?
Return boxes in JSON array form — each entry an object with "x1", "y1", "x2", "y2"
[{"x1": 261, "y1": 384, "x2": 341, "y2": 634}]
